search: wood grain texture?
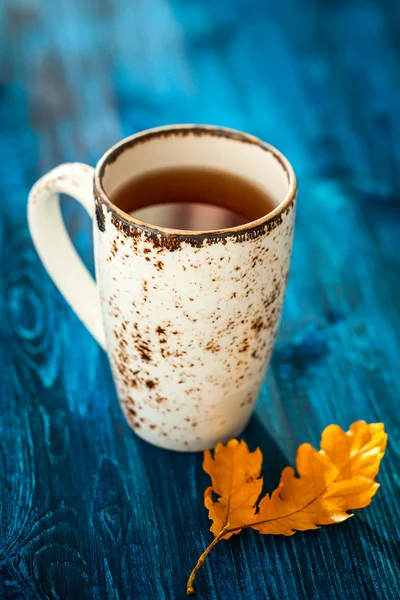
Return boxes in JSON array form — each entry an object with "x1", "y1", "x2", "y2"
[{"x1": 0, "y1": 0, "x2": 399, "y2": 598}]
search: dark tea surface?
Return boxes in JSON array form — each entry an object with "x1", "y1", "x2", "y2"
[{"x1": 111, "y1": 167, "x2": 275, "y2": 230}]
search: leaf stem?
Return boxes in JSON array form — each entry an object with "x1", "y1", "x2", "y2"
[{"x1": 187, "y1": 525, "x2": 229, "y2": 595}]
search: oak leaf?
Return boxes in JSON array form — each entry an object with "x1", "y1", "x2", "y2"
[
  {"x1": 251, "y1": 421, "x2": 386, "y2": 535},
  {"x1": 187, "y1": 421, "x2": 387, "y2": 595},
  {"x1": 203, "y1": 439, "x2": 263, "y2": 539}
]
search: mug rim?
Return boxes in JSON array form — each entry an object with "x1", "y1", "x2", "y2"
[{"x1": 94, "y1": 124, "x2": 297, "y2": 237}]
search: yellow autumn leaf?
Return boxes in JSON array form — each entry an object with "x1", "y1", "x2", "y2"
[
  {"x1": 203, "y1": 439, "x2": 263, "y2": 539},
  {"x1": 249, "y1": 421, "x2": 387, "y2": 535},
  {"x1": 187, "y1": 420, "x2": 387, "y2": 595}
]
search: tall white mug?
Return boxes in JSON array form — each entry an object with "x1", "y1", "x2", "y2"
[{"x1": 28, "y1": 125, "x2": 297, "y2": 451}]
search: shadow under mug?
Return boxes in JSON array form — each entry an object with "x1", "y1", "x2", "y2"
[{"x1": 28, "y1": 125, "x2": 297, "y2": 452}]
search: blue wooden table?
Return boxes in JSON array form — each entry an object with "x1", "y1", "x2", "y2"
[{"x1": 0, "y1": 1, "x2": 399, "y2": 598}]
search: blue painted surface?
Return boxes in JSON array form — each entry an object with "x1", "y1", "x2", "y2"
[{"x1": 0, "y1": 1, "x2": 399, "y2": 598}]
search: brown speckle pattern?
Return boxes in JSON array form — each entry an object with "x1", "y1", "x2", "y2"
[
  {"x1": 92, "y1": 126, "x2": 296, "y2": 451},
  {"x1": 94, "y1": 193, "x2": 295, "y2": 451}
]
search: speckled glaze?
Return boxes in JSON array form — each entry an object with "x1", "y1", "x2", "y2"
[{"x1": 28, "y1": 125, "x2": 297, "y2": 451}]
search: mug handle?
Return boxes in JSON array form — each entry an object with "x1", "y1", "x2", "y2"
[{"x1": 28, "y1": 162, "x2": 106, "y2": 350}]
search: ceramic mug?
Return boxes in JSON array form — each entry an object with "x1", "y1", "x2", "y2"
[{"x1": 28, "y1": 125, "x2": 297, "y2": 451}]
